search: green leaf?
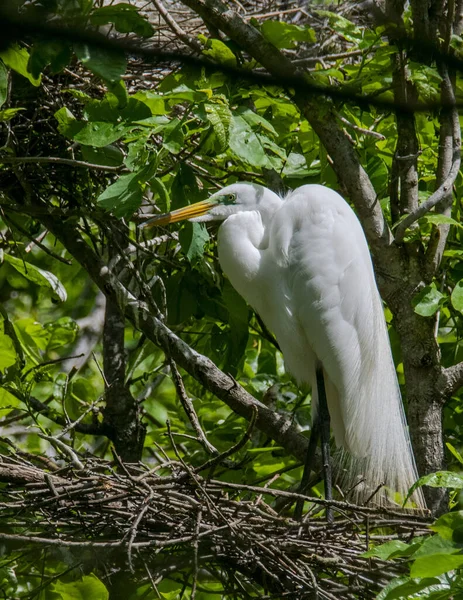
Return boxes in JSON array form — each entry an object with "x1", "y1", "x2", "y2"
[
  {"x1": 0, "y1": 108, "x2": 24, "y2": 122},
  {"x1": 45, "y1": 317, "x2": 78, "y2": 351},
  {"x1": 0, "y1": 45, "x2": 41, "y2": 86},
  {"x1": 198, "y1": 35, "x2": 237, "y2": 66},
  {"x1": 229, "y1": 115, "x2": 269, "y2": 168},
  {"x1": 28, "y1": 40, "x2": 72, "y2": 78},
  {"x1": 162, "y1": 118, "x2": 184, "y2": 154},
  {"x1": 412, "y1": 284, "x2": 446, "y2": 317},
  {"x1": 235, "y1": 107, "x2": 277, "y2": 136},
  {"x1": 150, "y1": 177, "x2": 170, "y2": 213},
  {"x1": 97, "y1": 171, "x2": 143, "y2": 217},
  {"x1": 55, "y1": 104, "x2": 130, "y2": 146},
  {"x1": 90, "y1": 3, "x2": 154, "y2": 37},
  {"x1": 74, "y1": 44, "x2": 126, "y2": 83},
  {"x1": 376, "y1": 577, "x2": 444, "y2": 600},
  {"x1": 46, "y1": 574, "x2": 109, "y2": 600},
  {"x1": 447, "y1": 442, "x2": 463, "y2": 466},
  {"x1": 0, "y1": 61, "x2": 7, "y2": 108},
  {"x1": 420, "y1": 214, "x2": 462, "y2": 228},
  {"x1": 283, "y1": 153, "x2": 312, "y2": 177},
  {"x1": 362, "y1": 540, "x2": 411, "y2": 560},
  {"x1": 451, "y1": 280, "x2": 463, "y2": 314},
  {"x1": 0, "y1": 334, "x2": 17, "y2": 372},
  {"x1": 132, "y1": 91, "x2": 166, "y2": 115},
  {"x1": 0, "y1": 386, "x2": 20, "y2": 409},
  {"x1": 415, "y1": 471, "x2": 463, "y2": 490},
  {"x1": 81, "y1": 145, "x2": 124, "y2": 166},
  {"x1": 179, "y1": 222, "x2": 210, "y2": 262},
  {"x1": 3, "y1": 254, "x2": 67, "y2": 302},
  {"x1": 431, "y1": 511, "x2": 463, "y2": 542},
  {"x1": 411, "y1": 553, "x2": 463, "y2": 578},
  {"x1": 171, "y1": 163, "x2": 202, "y2": 211},
  {"x1": 203, "y1": 98, "x2": 231, "y2": 153},
  {"x1": 412, "y1": 535, "x2": 460, "y2": 558},
  {"x1": 261, "y1": 21, "x2": 316, "y2": 49},
  {"x1": 222, "y1": 280, "x2": 249, "y2": 375}
]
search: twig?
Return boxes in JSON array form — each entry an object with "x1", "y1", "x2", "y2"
[
  {"x1": 169, "y1": 359, "x2": 218, "y2": 455},
  {"x1": 0, "y1": 156, "x2": 124, "y2": 171},
  {"x1": 194, "y1": 405, "x2": 258, "y2": 473},
  {"x1": 38, "y1": 434, "x2": 85, "y2": 470},
  {"x1": 337, "y1": 115, "x2": 386, "y2": 140},
  {"x1": 151, "y1": 0, "x2": 202, "y2": 52}
]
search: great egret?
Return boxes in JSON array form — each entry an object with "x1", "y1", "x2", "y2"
[{"x1": 144, "y1": 182, "x2": 426, "y2": 511}]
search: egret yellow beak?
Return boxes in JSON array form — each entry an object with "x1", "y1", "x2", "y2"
[{"x1": 141, "y1": 199, "x2": 218, "y2": 228}]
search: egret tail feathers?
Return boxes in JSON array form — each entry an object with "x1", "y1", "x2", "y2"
[{"x1": 333, "y1": 296, "x2": 426, "y2": 511}]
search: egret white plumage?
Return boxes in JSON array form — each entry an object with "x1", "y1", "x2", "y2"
[{"x1": 145, "y1": 182, "x2": 426, "y2": 511}]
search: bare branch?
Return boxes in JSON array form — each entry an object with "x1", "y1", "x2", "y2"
[
  {"x1": 440, "y1": 362, "x2": 463, "y2": 397},
  {"x1": 394, "y1": 106, "x2": 460, "y2": 243},
  {"x1": 169, "y1": 359, "x2": 218, "y2": 455},
  {"x1": 151, "y1": 0, "x2": 202, "y2": 52},
  {"x1": 0, "y1": 156, "x2": 125, "y2": 171}
]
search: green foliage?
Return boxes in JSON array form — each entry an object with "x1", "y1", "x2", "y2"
[
  {"x1": 1, "y1": 1, "x2": 463, "y2": 598},
  {"x1": 260, "y1": 20, "x2": 316, "y2": 49}
]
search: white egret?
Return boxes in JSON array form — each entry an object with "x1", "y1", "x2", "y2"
[{"x1": 144, "y1": 183, "x2": 426, "y2": 511}]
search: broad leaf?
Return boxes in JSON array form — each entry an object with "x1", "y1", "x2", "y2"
[
  {"x1": 3, "y1": 254, "x2": 67, "y2": 302},
  {"x1": 451, "y1": 280, "x2": 463, "y2": 314},
  {"x1": 74, "y1": 44, "x2": 126, "y2": 83},
  {"x1": 261, "y1": 21, "x2": 316, "y2": 49},
  {"x1": 179, "y1": 222, "x2": 210, "y2": 262},
  {"x1": 0, "y1": 61, "x2": 7, "y2": 108},
  {"x1": 0, "y1": 45, "x2": 41, "y2": 86},
  {"x1": 229, "y1": 115, "x2": 269, "y2": 168},
  {"x1": 47, "y1": 574, "x2": 109, "y2": 600},
  {"x1": 411, "y1": 553, "x2": 463, "y2": 578},
  {"x1": 90, "y1": 3, "x2": 154, "y2": 37},
  {"x1": 0, "y1": 334, "x2": 17, "y2": 372},
  {"x1": 199, "y1": 35, "x2": 237, "y2": 66},
  {"x1": 97, "y1": 171, "x2": 144, "y2": 217},
  {"x1": 412, "y1": 284, "x2": 446, "y2": 317}
]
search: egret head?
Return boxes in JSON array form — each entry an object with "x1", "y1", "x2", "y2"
[{"x1": 142, "y1": 182, "x2": 282, "y2": 228}]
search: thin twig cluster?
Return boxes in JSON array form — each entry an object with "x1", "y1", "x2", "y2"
[{"x1": 0, "y1": 450, "x2": 431, "y2": 599}]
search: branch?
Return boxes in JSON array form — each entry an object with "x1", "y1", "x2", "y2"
[
  {"x1": 440, "y1": 362, "x2": 463, "y2": 397},
  {"x1": 1, "y1": 7, "x2": 463, "y2": 114},
  {"x1": 394, "y1": 87, "x2": 461, "y2": 243},
  {"x1": 34, "y1": 208, "x2": 309, "y2": 463},
  {"x1": 169, "y1": 359, "x2": 219, "y2": 455},
  {"x1": 0, "y1": 156, "x2": 125, "y2": 171},
  {"x1": 151, "y1": 0, "x2": 203, "y2": 52}
]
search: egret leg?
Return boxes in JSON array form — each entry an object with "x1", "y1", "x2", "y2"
[{"x1": 295, "y1": 368, "x2": 333, "y2": 522}]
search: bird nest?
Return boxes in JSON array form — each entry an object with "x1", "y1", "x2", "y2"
[{"x1": 0, "y1": 451, "x2": 431, "y2": 599}]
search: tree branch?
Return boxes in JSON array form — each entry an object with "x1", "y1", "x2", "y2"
[
  {"x1": 151, "y1": 0, "x2": 203, "y2": 52},
  {"x1": 394, "y1": 104, "x2": 460, "y2": 243},
  {"x1": 440, "y1": 362, "x2": 463, "y2": 397}
]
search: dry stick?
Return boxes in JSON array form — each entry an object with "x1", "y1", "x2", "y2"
[
  {"x1": 193, "y1": 405, "x2": 258, "y2": 474},
  {"x1": 169, "y1": 359, "x2": 218, "y2": 455},
  {"x1": 2, "y1": 213, "x2": 72, "y2": 264},
  {"x1": 337, "y1": 115, "x2": 386, "y2": 140},
  {"x1": 126, "y1": 489, "x2": 154, "y2": 573},
  {"x1": 191, "y1": 505, "x2": 202, "y2": 600},
  {"x1": 151, "y1": 0, "x2": 202, "y2": 52},
  {"x1": 0, "y1": 156, "x2": 124, "y2": 171},
  {"x1": 38, "y1": 434, "x2": 84, "y2": 470}
]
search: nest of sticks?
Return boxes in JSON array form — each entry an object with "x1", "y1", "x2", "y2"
[{"x1": 0, "y1": 448, "x2": 431, "y2": 599}]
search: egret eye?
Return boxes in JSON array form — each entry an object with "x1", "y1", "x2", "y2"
[{"x1": 222, "y1": 193, "x2": 236, "y2": 205}]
